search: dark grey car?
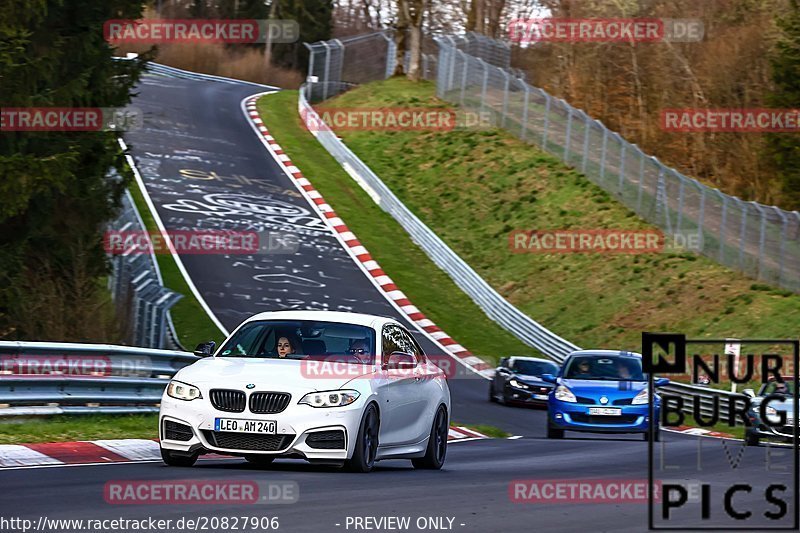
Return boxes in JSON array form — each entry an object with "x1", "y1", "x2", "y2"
[
  {"x1": 744, "y1": 380, "x2": 797, "y2": 446},
  {"x1": 489, "y1": 356, "x2": 559, "y2": 407}
]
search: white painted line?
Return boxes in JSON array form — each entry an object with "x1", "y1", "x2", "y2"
[
  {"x1": 92, "y1": 439, "x2": 161, "y2": 462},
  {"x1": 119, "y1": 138, "x2": 229, "y2": 338},
  {"x1": 0, "y1": 445, "x2": 63, "y2": 467}
]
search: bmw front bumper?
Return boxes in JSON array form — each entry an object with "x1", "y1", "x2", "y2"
[{"x1": 159, "y1": 393, "x2": 367, "y2": 461}]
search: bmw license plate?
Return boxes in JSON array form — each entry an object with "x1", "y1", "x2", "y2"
[
  {"x1": 588, "y1": 407, "x2": 621, "y2": 416},
  {"x1": 215, "y1": 418, "x2": 276, "y2": 434},
  {"x1": 533, "y1": 394, "x2": 548, "y2": 400}
]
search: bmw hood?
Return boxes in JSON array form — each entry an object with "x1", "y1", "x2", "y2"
[{"x1": 173, "y1": 357, "x2": 376, "y2": 392}]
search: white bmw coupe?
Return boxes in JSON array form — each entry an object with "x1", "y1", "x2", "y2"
[{"x1": 159, "y1": 310, "x2": 451, "y2": 472}]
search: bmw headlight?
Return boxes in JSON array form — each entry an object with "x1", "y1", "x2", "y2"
[
  {"x1": 632, "y1": 388, "x2": 649, "y2": 405},
  {"x1": 554, "y1": 385, "x2": 576, "y2": 403},
  {"x1": 167, "y1": 380, "x2": 202, "y2": 401},
  {"x1": 509, "y1": 379, "x2": 530, "y2": 390},
  {"x1": 299, "y1": 390, "x2": 360, "y2": 408}
]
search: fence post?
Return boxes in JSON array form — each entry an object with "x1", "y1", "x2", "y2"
[
  {"x1": 617, "y1": 138, "x2": 627, "y2": 196},
  {"x1": 675, "y1": 171, "x2": 685, "y2": 232},
  {"x1": 306, "y1": 43, "x2": 316, "y2": 83},
  {"x1": 480, "y1": 59, "x2": 489, "y2": 114},
  {"x1": 756, "y1": 204, "x2": 768, "y2": 280},
  {"x1": 321, "y1": 40, "x2": 332, "y2": 100},
  {"x1": 459, "y1": 51, "x2": 468, "y2": 106},
  {"x1": 446, "y1": 39, "x2": 457, "y2": 93},
  {"x1": 520, "y1": 85, "x2": 530, "y2": 141},
  {"x1": 599, "y1": 124, "x2": 609, "y2": 181},
  {"x1": 581, "y1": 113, "x2": 591, "y2": 174},
  {"x1": 719, "y1": 194, "x2": 728, "y2": 263},
  {"x1": 697, "y1": 186, "x2": 707, "y2": 252},
  {"x1": 500, "y1": 70, "x2": 510, "y2": 129},
  {"x1": 382, "y1": 33, "x2": 396, "y2": 79},
  {"x1": 563, "y1": 105, "x2": 573, "y2": 163},
  {"x1": 636, "y1": 150, "x2": 646, "y2": 213},
  {"x1": 738, "y1": 202, "x2": 749, "y2": 270},
  {"x1": 542, "y1": 91, "x2": 551, "y2": 149},
  {"x1": 777, "y1": 209, "x2": 788, "y2": 288}
]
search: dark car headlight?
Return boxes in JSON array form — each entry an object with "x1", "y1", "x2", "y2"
[{"x1": 508, "y1": 379, "x2": 530, "y2": 390}]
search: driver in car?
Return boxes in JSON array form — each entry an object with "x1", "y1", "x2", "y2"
[
  {"x1": 572, "y1": 359, "x2": 593, "y2": 378},
  {"x1": 348, "y1": 339, "x2": 371, "y2": 358},
  {"x1": 275, "y1": 334, "x2": 301, "y2": 358}
]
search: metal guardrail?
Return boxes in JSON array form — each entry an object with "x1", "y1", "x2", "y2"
[
  {"x1": 297, "y1": 83, "x2": 750, "y2": 420},
  {"x1": 108, "y1": 188, "x2": 183, "y2": 349},
  {"x1": 0, "y1": 341, "x2": 198, "y2": 417}
]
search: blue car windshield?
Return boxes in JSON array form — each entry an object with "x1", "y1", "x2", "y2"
[{"x1": 564, "y1": 355, "x2": 645, "y2": 381}]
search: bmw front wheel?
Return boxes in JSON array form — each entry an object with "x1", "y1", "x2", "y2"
[
  {"x1": 346, "y1": 404, "x2": 379, "y2": 473},
  {"x1": 413, "y1": 405, "x2": 448, "y2": 470}
]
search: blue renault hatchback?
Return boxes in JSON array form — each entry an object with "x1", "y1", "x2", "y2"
[{"x1": 542, "y1": 350, "x2": 669, "y2": 441}]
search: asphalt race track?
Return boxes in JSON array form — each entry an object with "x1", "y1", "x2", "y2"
[{"x1": 2, "y1": 71, "x2": 795, "y2": 533}]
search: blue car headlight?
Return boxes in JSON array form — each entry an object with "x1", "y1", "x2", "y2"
[
  {"x1": 554, "y1": 385, "x2": 576, "y2": 403},
  {"x1": 632, "y1": 388, "x2": 649, "y2": 405}
]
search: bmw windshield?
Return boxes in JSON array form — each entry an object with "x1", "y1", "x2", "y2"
[
  {"x1": 218, "y1": 320, "x2": 377, "y2": 365},
  {"x1": 564, "y1": 355, "x2": 645, "y2": 381}
]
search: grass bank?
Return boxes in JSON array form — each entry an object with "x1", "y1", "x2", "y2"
[
  {"x1": 312, "y1": 78, "x2": 800, "y2": 355},
  {"x1": 256, "y1": 92, "x2": 536, "y2": 361}
]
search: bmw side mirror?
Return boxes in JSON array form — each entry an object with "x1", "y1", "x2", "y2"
[
  {"x1": 655, "y1": 377, "x2": 670, "y2": 387},
  {"x1": 193, "y1": 341, "x2": 216, "y2": 357},
  {"x1": 541, "y1": 373, "x2": 557, "y2": 384}
]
